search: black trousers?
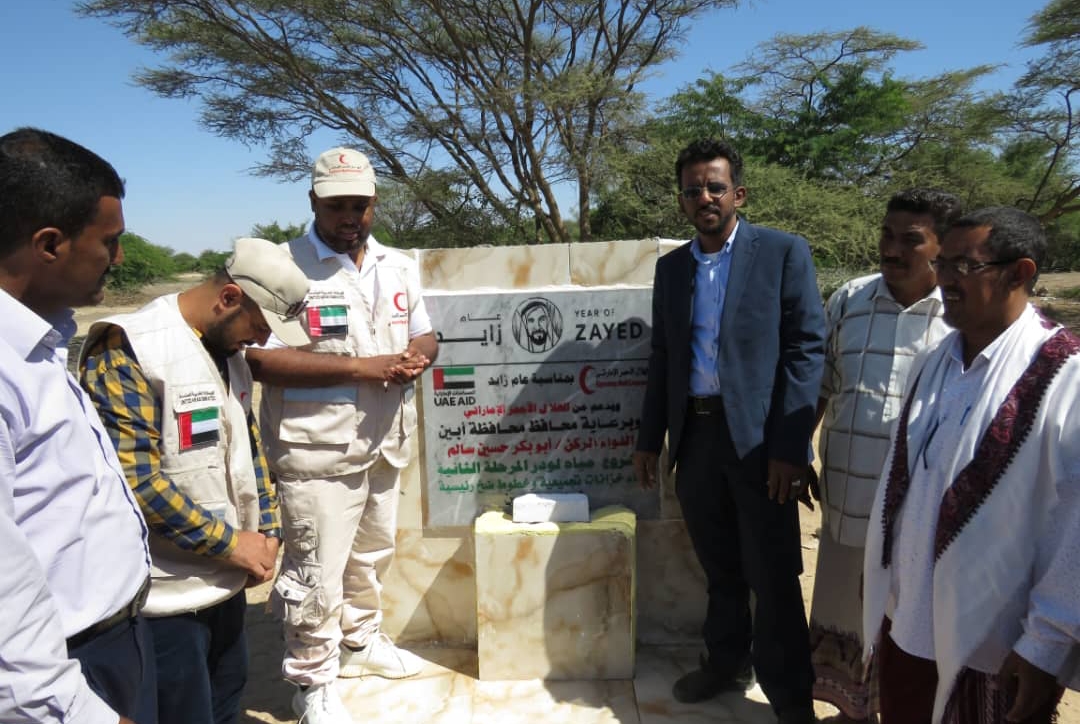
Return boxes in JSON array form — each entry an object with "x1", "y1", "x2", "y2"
[
  {"x1": 69, "y1": 614, "x2": 157, "y2": 723},
  {"x1": 138, "y1": 591, "x2": 248, "y2": 724},
  {"x1": 674, "y1": 405, "x2": 814, "y2": 715}
]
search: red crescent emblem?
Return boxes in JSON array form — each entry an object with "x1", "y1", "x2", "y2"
[
  {"x1": 338, "y1": 153, "x2": 348, "y2": 164},
  {"x1": 578, "y1": 365, "x2": 595, "y2": 395},
  {"x1": 393, "y1": 292, "x2": 407, "y2": 312}
]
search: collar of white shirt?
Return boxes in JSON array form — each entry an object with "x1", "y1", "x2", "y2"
[
  {"x1": 872, "y1": 275, "x2": 944, "y2": 311},
  {"x1": 0, "y1": 287, "x2": 76, "y2": 360},
  {"x1": 307, "y1": 228, "x2": 387, "y2": 273}
]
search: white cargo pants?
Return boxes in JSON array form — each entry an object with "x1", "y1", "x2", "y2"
[{"x1": 273, "y1": 458, "x2": 400, "y2": 685}]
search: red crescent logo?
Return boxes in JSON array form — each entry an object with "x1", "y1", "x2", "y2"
[
  {"x1": 578, "y1": 365, "x2": 595, "y2": 395},
  {"x1": 393, "y1": 292, "x2": 407, "y2": 312},
  {"x1": 338, "y1": 153, "x2": 348, "y2": 164}
]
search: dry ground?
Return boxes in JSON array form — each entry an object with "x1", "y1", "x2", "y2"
[{"x1": 73, "y1": 272, "x2": 1080, "y2": 723}]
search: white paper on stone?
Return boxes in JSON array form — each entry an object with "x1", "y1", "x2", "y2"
[{"x1": 512, "y1": 493, "x2": 590, "y2": 523}]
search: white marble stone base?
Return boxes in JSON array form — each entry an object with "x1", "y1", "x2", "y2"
[{"x1": 474, "y1": 506, "x2": 636, "y2": 681}]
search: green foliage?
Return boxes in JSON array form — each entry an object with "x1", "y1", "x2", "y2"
[
  {"x1": 995, "y1": 0, "x2": 1080, "y2": 223},
  {"x1": 656, "y1": 73, "x2": 755, "y2": 141},
  {"x1": 250, "y1": 220, "x2": 306, "y2": 244},
  {"x1": 590, "y1": 131, "x2": 686, "y2": 240},
  {"x1": 740, "y1": 163, "x2": 883, "y2": 269},
  {"x1": 593, "y1": 10, "x2": 1079, "y2": 268},
  {"x1": 1043, "y1": 214, "x2": 1080, "y2": 271},
  {"x1": 108, "y1": 232, "x2": 176, "y2": 290},
  {"x1": 371, "y1": 173, "x2": 531, "y2": 248},
  {"x1": 171, "y1": 252, "x2": 199, "y2": 272},
  {"x1": 194, "y1": 249, "x2": 230, "y2": 273}
]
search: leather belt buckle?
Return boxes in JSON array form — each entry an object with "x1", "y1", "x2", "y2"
[
  {"x1": 66, "y1": 576, "x2": 150, "y2": 651},
  {"x1": 130, "y1": 575, "x2": 150, "y2": 614},
  {"x1": 690, "y1": 396, "x2": 720, "y2": 415}
]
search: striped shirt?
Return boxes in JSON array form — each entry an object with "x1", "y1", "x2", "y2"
[
  {"x1": 818, "y1": 274, "x2": 948, "y2": 546},
  {"x1": 80, "y1": 325, "x2": 279, "y2": 557}
]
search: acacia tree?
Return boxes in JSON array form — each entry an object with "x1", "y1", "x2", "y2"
[
  {"x1": 373, "y1": 172, "x2": 517, "y2": 248},
  {"x1": 996, "y1": 0, "x2": 1080, "y2": 222},
  {"x1": 731, "y1": 28, "x2": 1000, "y2": 184},
  {"x1": 80, "y1": 0, "x2": 738, "y2": 243}
]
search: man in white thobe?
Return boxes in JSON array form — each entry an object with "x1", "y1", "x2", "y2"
[{"x1": 864, "y1": 207, "x2": 1080, "y2": 724}]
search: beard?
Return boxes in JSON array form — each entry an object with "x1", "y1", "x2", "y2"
[
  {"x1": 202, "y1": 307, "x2": 245, "y2": 359},
  {"x1": 691, "y1": 206, "x2": 736, "y2": 238}
]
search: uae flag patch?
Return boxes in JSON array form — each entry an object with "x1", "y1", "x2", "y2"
[
  {"x1": 433, "y1": 366, "x2": 475, "y2": 391},
  {"x1": 307, "y1": 305, "x2": 348, "y2": 336},
  {"x1": 178, "y1": 407, "x2": 220, "y2": 449}
]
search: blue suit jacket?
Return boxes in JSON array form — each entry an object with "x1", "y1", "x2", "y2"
[{"x1": 637, "y1": 219, "x2": 826, "y2": 469}]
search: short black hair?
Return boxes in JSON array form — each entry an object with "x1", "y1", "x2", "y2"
[
  {"x1": 0, "y1": 128, "x2": 124, "y2": 258},
  {"x1": 951, "y1": 206, "x2": 1046, "y2": 293},
  {"x1": 675, "y1": 139, "x2": 744, "y2": 189},
  {"x1": 886, "y1": 188, "x2": 964, "y2": 241}
]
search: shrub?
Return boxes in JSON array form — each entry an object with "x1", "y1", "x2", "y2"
[{"x1": 109, "y1": 233, "x2": 176, "y2": 290}]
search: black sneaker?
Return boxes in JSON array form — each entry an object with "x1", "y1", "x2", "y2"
[
  {"x1": 776, "y1": 707, "x2": 817, "y2": 724},
  {"x1": 672, "y1": 654, "x2": 754, "y2": 703}
]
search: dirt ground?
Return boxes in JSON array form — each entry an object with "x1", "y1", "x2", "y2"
[{"x1": 74, "y1": 272, "x2": 1080, "y2": 723}]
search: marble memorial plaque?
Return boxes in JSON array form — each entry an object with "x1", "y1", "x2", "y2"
[{"x1": 421, "y1": 288, "x2": 657, "y2": 527}]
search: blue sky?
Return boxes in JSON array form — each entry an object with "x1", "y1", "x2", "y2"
[{"x1": 0, "y1": 0, "x2": 1047, "y2": 254}]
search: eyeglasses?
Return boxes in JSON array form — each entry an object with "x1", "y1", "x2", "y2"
[
  {"x1": 930, "y1": 257, "x2": 1016, "y2": 277},
  {"x1": 281, "y1": 298, "x2": 308, "y2": 320},
  {"x1": 678, "y1": 182, "x2": 730, "y2": 200}
]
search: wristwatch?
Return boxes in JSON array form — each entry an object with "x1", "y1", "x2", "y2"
[{"x1": 263, "y1": 529, "x2": 283, "y2": 540}]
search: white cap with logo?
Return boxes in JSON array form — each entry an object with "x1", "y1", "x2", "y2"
[
  {"x1": 225, "y1": 237, "x2": 311, "y2": 347},
  {"x1": 311, "y1": 147, "x2": 376, "y2": 198}
]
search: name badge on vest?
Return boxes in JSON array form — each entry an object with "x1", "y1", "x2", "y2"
[
  {"x1": 174, "y1": 385, "x2": 221, "y2": 450},
  {"x1": 306, "y1": 289, "x2": 349, "y2": 337}
]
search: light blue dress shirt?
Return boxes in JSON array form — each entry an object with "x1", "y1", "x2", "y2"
[
  {"x1": 0, "y1": 288, "x2": 151, "y2": 724},
  {"x1": 688, "y1": 223, "x2": 738, "y2": 396}
]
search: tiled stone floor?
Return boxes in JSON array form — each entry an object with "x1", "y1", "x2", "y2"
[
  {"x1": 238, "y1": 499, "x2": 1080, "y2": 724},
  {"x1": 241, "y1": 640, "x2": 835, "y2": 724}
]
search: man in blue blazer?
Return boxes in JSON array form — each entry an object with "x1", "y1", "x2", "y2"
[{"x1": 634, "y1": 138, "x2": 825, "y2": 724}]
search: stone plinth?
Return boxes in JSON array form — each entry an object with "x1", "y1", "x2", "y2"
[{"x1": 474, "y1": 506, "x2": 636, "y2": 681}]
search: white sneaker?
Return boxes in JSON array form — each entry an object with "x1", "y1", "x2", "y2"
[
  {"x1": 339, "y1": 632, "x2": 424, "y2": 679},
  {"x1": 291, "y1": 681, "x2": 354, "y2": 724}
]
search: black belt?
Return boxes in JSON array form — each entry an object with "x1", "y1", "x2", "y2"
[
  {"x1": 688, "y1": 396, "x2": 724, "y2": 415},
  {"x1": 66, "y1": 577, "x2": 150, "y2": 651}
]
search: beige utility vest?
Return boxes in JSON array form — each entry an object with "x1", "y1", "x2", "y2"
[
  {"x1": 260, "y1": 236, "x2": 417, "y2": 479},
  {"x1": 82, "y1": 295, "x2": 260, "y2": 616}
]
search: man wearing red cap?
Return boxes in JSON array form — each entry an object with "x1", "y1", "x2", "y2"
[{"x1": 247, "y1": 147, "x2": 438, "y2": 724}]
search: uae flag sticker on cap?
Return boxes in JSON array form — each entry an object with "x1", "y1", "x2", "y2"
[{"x1": 178, "y1": 407, "x2": 220, "y2": 449}]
